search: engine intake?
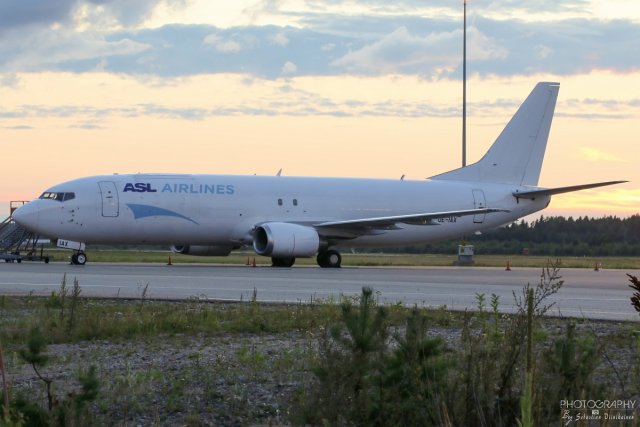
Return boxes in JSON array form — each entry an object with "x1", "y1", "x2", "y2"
[
  {"x1": 253, "y1": 222, "x2": 319, "y2": 257},
  {"x1": 171, "y1": 245, "x2": 234, "y2": 256}
]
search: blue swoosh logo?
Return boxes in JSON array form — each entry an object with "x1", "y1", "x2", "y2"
[{"x1": 126, "y1": 204, "x2": 199, "y2": 225}]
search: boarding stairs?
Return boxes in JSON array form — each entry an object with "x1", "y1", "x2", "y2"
[{"x1": 0, "y1": 202, "x2": 50, "y2": 263}]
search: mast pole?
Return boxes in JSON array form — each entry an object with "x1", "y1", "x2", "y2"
[{"x1": 462, "y1": 0, "x2": 467, "y2": 167}]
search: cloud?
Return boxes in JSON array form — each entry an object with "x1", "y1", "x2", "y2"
[
  {"x1": 0, "y1": 73, "x2": 21, "y2": 88},
  {"x1": 467, "y1": 27, "x2": 509, "y2": 61},
  {"x1": 559, "y1": 97, "x2": 640, "y2": 119},
  {"x1": 203, "y1": 34, "x2": 243, "y2": 53},
  {"x1": 281, "y1": 61, "x2": 297, "y2": 75},
  {"x1": 4, "y1": 125, "x2": 34, "y2": 130},
  {"x1": 247, "y1": 0, "x2": 593, "y2": 28},
  {"x1": 552, "y1": 188, "x2": 640, "y2": 214},
  {"x1": 331, "y1": 26, "x2": 506, "y2": 74},
  {"x1": 83, "y1": 0, "x2": 166, "y2": 27},
  {"x1": 270, "y1": 32, "x2": 289, "y2": 46},
  {"x1": 332, "y1": 26, "x2": 458, "y2": 74},
  {"x1": 0, "y1": 5, "x2": 638, "y2": 79},
  {"x1": 0, "y1": 29, "x2": 151, "y2": 71},
  {"x1": 70, "y1": 121, "x2": 104, "y2": 129},
  {"x1": 0, "y1": 0, "x2": 167, "y2": 33},
  {"x1": 0, "y1": 0, "x2": 78, "y2": 31},
  {"x1": 0, "y1": 96, "x2": 461, "y2": 120},
  {"x1": 0, "y1": 75, "x2": 637, "y2": 121},
  {"x1": 535, "y1": 44, "x2": 552, "y2": 59},
  {"x1": 579, "y1": 147, "x2": 628, "y2": 163}
]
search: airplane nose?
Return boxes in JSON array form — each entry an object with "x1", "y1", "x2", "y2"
[{"x1": 12, "y1": 201, "x2": 40, "y2": 231}]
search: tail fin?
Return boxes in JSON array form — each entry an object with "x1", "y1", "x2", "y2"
[{"x1": 432, "y1": 82, "x2": 560, "y2": 186}]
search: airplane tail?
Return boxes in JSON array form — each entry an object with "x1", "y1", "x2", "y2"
[{"x1": 431, "y1": 82, "x2": 560, "y2": 186}]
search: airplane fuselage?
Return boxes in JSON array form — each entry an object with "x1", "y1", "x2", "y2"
[{"x1": 16, "y1": 173, "x2": 549, "y2": 247}]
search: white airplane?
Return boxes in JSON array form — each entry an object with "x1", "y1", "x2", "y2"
[{"x1": 12, "y1": 82, "x2": 624, "y2": 267}]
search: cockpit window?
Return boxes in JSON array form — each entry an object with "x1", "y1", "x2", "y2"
[
  {"x1": 39, "y1": 192, "x2": 75, "y2": 202},
  {"x1": 39, "y1": 192, "x2": 60, "y2": 201}
]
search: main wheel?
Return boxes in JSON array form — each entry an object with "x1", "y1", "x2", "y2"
[
  {"x1": 271, "y1": 257, "x2": 295, "y2": 267},
  {"x1": 317, "y1": 250, "x2": 342, "y2": 268}
]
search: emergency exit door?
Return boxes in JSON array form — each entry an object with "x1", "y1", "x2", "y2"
[
  {"x1": 472, "y1": 189, "x2": 486, "y2": 224},
  {"x1": 98, "y1": 181, "x2": 119, "y2": 217}
]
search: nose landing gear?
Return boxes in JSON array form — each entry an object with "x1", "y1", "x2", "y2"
[{"x1": 56, "y1": 239, "x2": 87, "y2": 265}]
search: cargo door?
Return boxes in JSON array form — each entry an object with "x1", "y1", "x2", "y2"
[
  {"x1": 99, "y1": 181, "x2": 119, "y2": 217},
  {"x1": 472, "y1": 189, "x2": 486, "y2": 224}
]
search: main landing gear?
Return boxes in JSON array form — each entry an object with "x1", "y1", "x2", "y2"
[
  {"x1": 316, "y1": 249, "x2": 342, "y2": 268},
  {"x1": 71, "y1": 251, "x2": 87, "y2": 265},
  {"x1": 270, "y1": 249, "x2": 342, "y2": 268},
  {"x1": 271, "y1": 257, "x2": 295, "y2": 267}
]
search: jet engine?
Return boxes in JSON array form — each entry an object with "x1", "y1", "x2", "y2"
[
  {"x1": 253, "y1": 222, "x2": 319, "y2": 257},
  {"x1": 170, "y1": 245, "x2": 234, "y2": 256}
]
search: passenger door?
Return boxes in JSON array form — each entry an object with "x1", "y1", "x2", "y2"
[{"x1": 98, "y1": 181, "x2": 119, "y2": 217}]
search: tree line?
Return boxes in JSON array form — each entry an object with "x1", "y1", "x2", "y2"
[{"x1": 368, "y1": 215, "x2": 640, "y2": 256}]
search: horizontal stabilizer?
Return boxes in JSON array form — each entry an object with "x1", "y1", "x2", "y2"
[{"x1": 513, "y1": 181, "x2": 627, "y2": 200}]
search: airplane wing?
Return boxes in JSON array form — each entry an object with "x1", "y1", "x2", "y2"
[
  {"x1": 313, "y1": 208, "x2": 508, "y2": 236},
  {"x1": 513, "y1": 180, "x2": 627, "y2": 200}
]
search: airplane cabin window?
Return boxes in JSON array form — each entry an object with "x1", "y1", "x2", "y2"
[
  {"x1": 278, "y1": 198, "x2": 283, "y2": 206},
  {"x1": 293, "y1": 199, "x2": 298, "y2": 206}
]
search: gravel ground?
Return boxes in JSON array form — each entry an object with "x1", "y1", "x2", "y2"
[
  {"x1": 3, "y1": 319, "x2": 639, "y2": 426},
  {"x1": 6, "y1": 332, "x2": 317, "y2": 426}
]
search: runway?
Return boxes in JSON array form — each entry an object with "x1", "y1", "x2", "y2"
[{"x1": 1, "y1": 262, "x2": 638, "y2": 321}]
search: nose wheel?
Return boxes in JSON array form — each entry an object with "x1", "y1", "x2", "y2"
[{"x1": 71, "y1": 252, "x2": 87, "y2": 265}]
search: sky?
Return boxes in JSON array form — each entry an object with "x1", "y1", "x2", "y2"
[{"x1": 1, "y1": 0, "x2": 639, "y2": 219}]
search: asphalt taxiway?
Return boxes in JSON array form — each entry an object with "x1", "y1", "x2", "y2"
[{"x1": 0, "y1": 262, "x2": 638, "y2": 321}]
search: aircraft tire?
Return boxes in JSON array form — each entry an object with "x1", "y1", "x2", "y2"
[
  {"x1": 271, "y1": 257, "x2": 295, "y2": 267},
  {"x1": 317, "y1": 250, "x2": 341, "y2": 268},
  {"x1": 76, "y1": 252, "x2": 87, "y2": 265}
]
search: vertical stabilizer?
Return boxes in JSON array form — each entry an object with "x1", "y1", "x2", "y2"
[{"x1": 432, "y1": 82, "x2": 559, "y2": 185}]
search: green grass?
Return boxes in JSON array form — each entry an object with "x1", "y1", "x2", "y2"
[
  {"x1": 37, "y1": 249, "x2": 640, "y2": 269},
  {"x1": 0, "y1": 293, "x2": 442, "y2": 347},
  {"x1": 1, "y1": 281, "x2": 639, "y2": 427}
]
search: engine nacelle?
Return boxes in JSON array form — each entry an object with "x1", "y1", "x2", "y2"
[
  {"x1": 253, "y1": 222, "x2": 319, "y2": 257},
  {"x1": 170, "y1": 245, "x2": 233, "y2": 256}
]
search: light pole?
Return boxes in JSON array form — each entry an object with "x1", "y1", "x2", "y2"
[{"x1": 462, "y1": 0, "x2": 467, "y2": 167}]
